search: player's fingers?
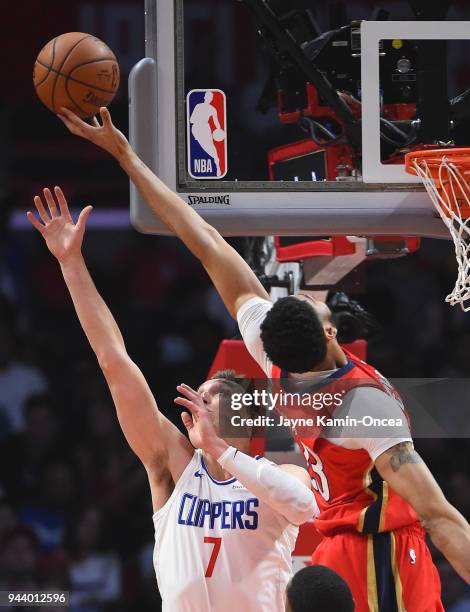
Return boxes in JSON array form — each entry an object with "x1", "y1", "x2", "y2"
[
  {"x1": 176, "y1": 386, "x2": 204, "y2": 409},
  {"x1": 77, "y1": 205, "x2": 93, "y2": 231},
  {"x1": 57, "y1": 108, "x2": 79, "y2": 128},
  {"x1": 176, "y1": 384, "x2": 196, "y2": 400},
  {"x1": 91, "y1": 116, "x2": 100, "y2": 128},
  {"x1": 57, "y1": 113, "x2": 82, "y2": 137},
  {"x1": 26, "y1": 211, "x2": 45, "y2": 233},
  {"x1": 33, "y1": 195, "x2": 51, "y2": 224},
  {"x1": 43, "y1": 188, "x2": 59, "y2": 218},
  {"x1": 177, "y1": 383, "x2": 200, "y2": 401},
  {"x1": 181, "y1": 411, "x2": 193, "y2": 432},
  {"x1": 99, "y1": 107, "x2": 113, "y2": 129},
  {"x1": 57, "y1": 112, "x2": 72, "y2": 127},
  {"x1": 174, "y1": 396, "x2": 198, "y2": 414},
  {"x1": 59, "y1": 106, "x2": 83, "y2": 124},
  {"x1": 54, "y1": 186, "x2": 72, "y2": 221},
  {"x1": 58, "y1": 107, "x2": 92, "y2": 137}
]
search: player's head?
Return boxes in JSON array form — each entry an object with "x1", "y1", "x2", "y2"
[
  {"x1": 260, "y1": 294, "x2": 337, "y2": 374},
  {"x1": 198, "y1": 369, "x2": 250, "y2": 411},
  {"x1": 204, "y1": 91, "x2": 213, "y2": 103},
  {"x1": 197, "y1": 370, "x2": 253, "y2": 436},
  {"x1": 285, "y1": 565, "x2": 355, "y2": 612}
]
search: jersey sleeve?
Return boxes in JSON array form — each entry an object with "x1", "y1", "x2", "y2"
[
  {"x1": 324, "y1": 386, "x2": 413, "y2": 461},
  {"x1": 236, "y1": 296, "x2": 273, "y2": 377}
]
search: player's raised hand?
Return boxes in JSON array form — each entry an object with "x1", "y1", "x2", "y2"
[
  {"x1": 27, "y1": 187, "x2": 93, "y2": 263},
  {"x1": 57, "y1": 106, "x2": 131, "y2": 161},
  {"x1": 175, "y1": 384, "x2": 223, "y2": 453}
]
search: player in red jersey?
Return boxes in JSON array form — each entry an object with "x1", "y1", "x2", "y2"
[{"x1": 57, "y1": 107, "x2": 470, "y2": 611}]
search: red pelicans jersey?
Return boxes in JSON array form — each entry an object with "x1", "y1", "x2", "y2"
[
  {"x1": 237, "y1": 298, "x2": 443, "y2": 611},
  {"x1": 272, "y1": 349, "x2": 419, "y2": 536}
]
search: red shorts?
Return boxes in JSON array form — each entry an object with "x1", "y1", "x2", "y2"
[{"x1": 311, "y1": 523, "x2": 443, "y2": 612}]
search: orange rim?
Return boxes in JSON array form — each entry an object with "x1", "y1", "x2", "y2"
[
  {"x1": 404, "y1": 148, "x2": 470, "y2": 219},
  {"x1": 405, "y1": 147, "x2": 470, "y2": 173}
]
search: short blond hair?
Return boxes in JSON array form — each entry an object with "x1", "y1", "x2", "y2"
[{"x1": 210, "y1": 369, "x2": 251, "y2": 392}]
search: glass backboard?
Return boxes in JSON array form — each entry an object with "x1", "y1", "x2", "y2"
[{"x1": 129, "y1": 0, "x2": 470, "y2": 237}]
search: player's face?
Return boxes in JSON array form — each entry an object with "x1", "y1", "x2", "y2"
[
  {"x1": 197, "y1": 379, "x2": 247, "y2": 434},
  {"x1": 197, "y1": 379, "x2": 229, "y2": 423}
]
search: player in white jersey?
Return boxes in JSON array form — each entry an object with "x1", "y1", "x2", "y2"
[
  {"x1": 156, "y1": 377, "x2": 304, "y2": 611},
  {"x1": 27, "y1": 188, "x2": 318, "y2": 612}
]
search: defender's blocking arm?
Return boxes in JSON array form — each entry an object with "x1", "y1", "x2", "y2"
[
  {"x1": 27, "y1": 187, "x2": 192, "y2": 498},
  {"x1": 57, "y1": 107, "x2": 270, "y2": 318},
  {"x1": 375, "y1": 441, "x2": 470, "y2": 584}
]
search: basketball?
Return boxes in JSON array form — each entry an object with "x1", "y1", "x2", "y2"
[{"x1": 33, "y1": 32, "x2": 120, "y2": 119}]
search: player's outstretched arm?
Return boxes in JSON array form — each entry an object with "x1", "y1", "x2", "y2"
[
  {"x1": 375, "y1": 441, "x2": 470, "y2": 583},
  {"x1": 27, "y1": 187, "x2": 193, "y2": 489},
  {"x1": 175, "y1": 384, "x2": 319, "y2": 525},
  {"x1": 57, "y1": 107, "x2": 270, "y2": 318}
]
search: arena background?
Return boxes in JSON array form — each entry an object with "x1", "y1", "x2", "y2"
[{"x1": 0, "y1": 1, "x2": 470, "y2": 610}]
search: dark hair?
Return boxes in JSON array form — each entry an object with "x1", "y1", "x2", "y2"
[
  {"x1": 260, "y1": 297, "x2": 327, "y2": 373},
  {"x1": 286, "y1": 565, "x2": 354, "y2": 612}
]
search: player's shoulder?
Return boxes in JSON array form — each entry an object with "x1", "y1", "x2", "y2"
[
  {"x1": 236, "y1": 295, "x2": 272, "y2": 321},
  {"x1": 347, "y1": 385, "x2": 394, "y2": 401},
  {"x1": 341, "y1": 385, "x2": 405, "y2": 419}
]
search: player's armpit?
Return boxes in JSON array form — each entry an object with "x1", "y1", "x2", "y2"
[
  {"x1": 146, "y1": 461, "x2": 176, "y2": 513},
  {"x1": 375, "y1": 441, "x2": 470, "y2": 584},
  {"x1": 100, "y1": 351, "x2": 193, "y2": 481}
]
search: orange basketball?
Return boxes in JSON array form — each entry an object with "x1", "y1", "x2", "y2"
[{"x1": 33, "y1": 32, "x2": 120, "y2": 119}]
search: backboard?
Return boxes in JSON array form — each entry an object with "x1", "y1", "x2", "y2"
[{"x1": 129, "y1": 0, "x2": 470, "y2": 237}]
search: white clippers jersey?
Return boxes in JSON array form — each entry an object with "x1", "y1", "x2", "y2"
[{"x1": 153, "y1": 450, "x2": 298, "y2": 612}]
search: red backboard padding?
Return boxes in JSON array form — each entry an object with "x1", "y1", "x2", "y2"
[{"x1": 207, "y1": 339, "x2": 266, "y2": 379}]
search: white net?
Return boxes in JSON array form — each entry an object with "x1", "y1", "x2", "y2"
[{"x1": 412, "y1": 156, "x2": 470, "y2": 312}]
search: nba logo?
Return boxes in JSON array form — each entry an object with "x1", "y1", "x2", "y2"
[{"x1": 186, "y1": 89, "x2": 227, "y2": 179}]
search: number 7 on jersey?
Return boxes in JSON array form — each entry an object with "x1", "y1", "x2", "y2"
[{"x1": 204, "y1": 536, "x2": 222, "y2": 577}]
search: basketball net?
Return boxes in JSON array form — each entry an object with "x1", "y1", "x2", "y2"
[{"x1": 407, "y1": 151, "x2": 470, "y2": 312}]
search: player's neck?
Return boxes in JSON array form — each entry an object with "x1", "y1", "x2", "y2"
[
  {"x1": 308, "y1": 342, "x2": 348, "y2": 373},
  {"x1": 202, "y1": 438, "x2": 251, "y2": 481}
]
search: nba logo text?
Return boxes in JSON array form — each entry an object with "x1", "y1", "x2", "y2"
[{"x1": 186, "y1": 89, "x2": 227, "y2": 179}]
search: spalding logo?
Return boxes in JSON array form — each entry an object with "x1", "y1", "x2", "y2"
[
  {"x1": 188, "y1": 195, "x2": 230, "y2": 206},
  {"x1": 83, "y1": 90, "x2": 109, "y2": 107}
]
